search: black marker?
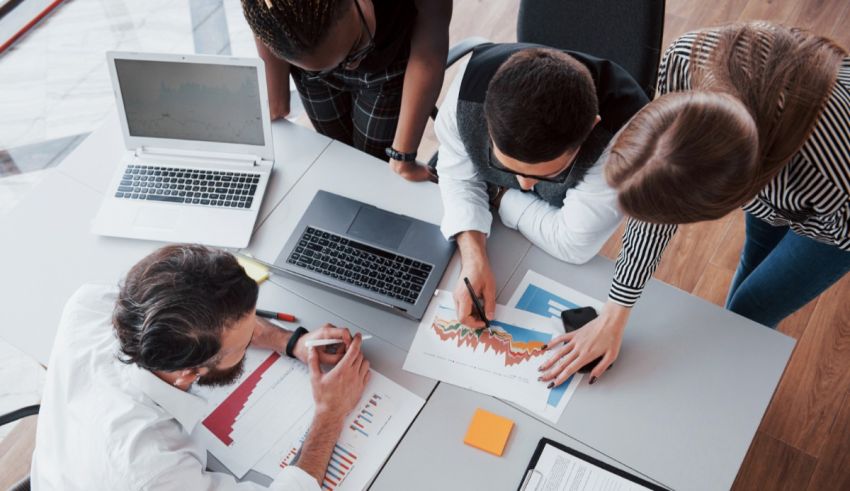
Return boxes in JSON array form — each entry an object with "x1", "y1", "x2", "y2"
[{"x1": 463, "y1": 276, "x2": 490, "y2": 328}]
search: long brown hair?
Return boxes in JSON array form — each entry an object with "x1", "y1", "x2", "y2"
[{"x1": 606, "y1": 22, "x2": 847, "y2": 224}]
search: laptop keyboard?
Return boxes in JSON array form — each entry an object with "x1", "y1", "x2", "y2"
[
  {"x1": 286, "y1": 227, "x2": 434, "y2": 305},
  {"x1": 114, "y1": 164, "x2": 260, "y2": 209}
]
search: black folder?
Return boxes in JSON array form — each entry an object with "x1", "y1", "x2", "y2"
[{"x1": 518, "y1": 438, "x2": 668, "y2": 490}]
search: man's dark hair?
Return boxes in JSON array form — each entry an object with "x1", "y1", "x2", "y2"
[
  {"x1": 485, "y1": 48, "x2": 599, "y2": 163},
  {"x1": 241, "y1": 0, "x2": 350, "y2": 59},
  {"x1": 113, "y1": 244, "x2": 258, "y2": 372}
]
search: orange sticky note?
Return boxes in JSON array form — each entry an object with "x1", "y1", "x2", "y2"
[{"x1": 463, "y1": 408, "x2": 514, "y2": 456}]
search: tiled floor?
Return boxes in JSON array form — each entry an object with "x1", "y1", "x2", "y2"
[{"x1": 0, "y1": 0, "x2": 265, "y2": 441}]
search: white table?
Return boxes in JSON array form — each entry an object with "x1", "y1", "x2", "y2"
[{"x1": 0, "y1": 113, "x2": 794, "y2": 490}]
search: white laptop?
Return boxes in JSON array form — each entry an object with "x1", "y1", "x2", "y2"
[{"x1": 92, "y1": 51, "x2": 275, "y2": 248}]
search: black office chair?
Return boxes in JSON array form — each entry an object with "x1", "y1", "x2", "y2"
[
  {"x1": 427, "y1": 0, "x2": 665, "y2": 173},
  {"x1": 517, "y1": 0, "x2": 666, "y2": 99},
  {"x1": 0, "y1": 404, "x2": 39, "y2": 491}
]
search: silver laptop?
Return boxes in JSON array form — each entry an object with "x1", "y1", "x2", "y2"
[
  {"x1": 92, "y1": 51, "x2": 275, "y2": 248},
  {"x1": 274, "y1": 191, "x2": 455, "y2": 320}
]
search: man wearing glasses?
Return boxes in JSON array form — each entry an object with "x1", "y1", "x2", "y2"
[
  {"x1": 242, "y1": 0, "x2": 451, "y2": 182},
  {"x1": 435, "y1": 45, "x2": 648, "y2": 327}
]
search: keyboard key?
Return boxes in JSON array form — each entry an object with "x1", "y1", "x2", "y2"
[{"x1": 147, "y1": 195, "x2": 184, "y2": 203}]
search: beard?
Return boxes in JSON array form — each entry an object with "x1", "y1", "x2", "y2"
[{"x1": 195, "y1": 355, "x2": 246, "y2": 387}]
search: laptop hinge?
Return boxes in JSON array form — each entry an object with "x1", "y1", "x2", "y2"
[{"x1": 134, "y1": 146, "x2": 262, "y2": 167}]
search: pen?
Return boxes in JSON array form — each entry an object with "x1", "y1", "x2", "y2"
[
  {"x1": 304, "y1": 335, "x2": 373, "y2": 348},
  {"x1": 463, "y1": 277, "x2": 491, "y2": 328},
  {"x1": 256, "y1": 309, "x2": 297, "y2": 322}
]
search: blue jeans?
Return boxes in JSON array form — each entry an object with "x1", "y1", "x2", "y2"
[{"x1": 725, "y1": 213, "x2": 850, "y2": 328}]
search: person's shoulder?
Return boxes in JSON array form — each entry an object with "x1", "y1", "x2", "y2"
[
  {"x1": 55, "y1": 283, "x2": 119, "y2": 353},
  {"x1": 460, "y1": 42, "x2": 542, "y2": 102},
  {"x1": 65, "y1": 283, "x2": 119, "y2": 313}
]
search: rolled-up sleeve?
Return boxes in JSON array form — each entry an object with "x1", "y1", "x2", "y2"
[
  {"x1": 435, "y1": 61, "x2": 493, "y2": 240},
  {"x1": 499, "y1": 161, "x2": 622, "y2": 265}
]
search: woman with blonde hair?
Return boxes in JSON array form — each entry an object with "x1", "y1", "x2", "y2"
[{"x1": 540, "y1": 22, "x2": 850, "y2": 388}]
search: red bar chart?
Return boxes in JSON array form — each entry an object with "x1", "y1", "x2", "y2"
[{"x1": 202, "y1": 352, "x2": 281, "y2": 446}]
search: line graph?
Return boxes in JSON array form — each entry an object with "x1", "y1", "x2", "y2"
[
  {"x1": 431, "y1": 316, "x2": 549, "y2": 366},
  {"x1": 404, "y1": 293, "x2": 556, "y2": 408}
]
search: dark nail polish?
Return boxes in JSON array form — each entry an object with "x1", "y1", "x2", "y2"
[
  {"x1": 537, "y1": 376, "x2": 543, "y2": 382},
  {"x1": 541, "y1": 344, "x2": 548, "y2": 350},
  {"x1": 547, "y1": 382, "x2": 554, "y2": 389},
  {"x1": 537, "y1": 365, "x2": 544, "y2": 372},
  {"x1": 589, "y1": 376, "x2": 597, "y2": 385}
]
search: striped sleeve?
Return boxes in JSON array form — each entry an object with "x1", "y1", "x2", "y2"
[
  {"x1": 606, "y1": 34, "x2": 696, "y2": 307},
  {"x1": 609, "y1": 219, "x2": 678, "y2": 306}
]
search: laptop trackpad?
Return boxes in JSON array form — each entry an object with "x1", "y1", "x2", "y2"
[
  {"x1": 346, "y1": 206, "x2": 411, "y2": 249},
  {"x1": 134, "y1": 207, "x2": 180, "y2": 230}
]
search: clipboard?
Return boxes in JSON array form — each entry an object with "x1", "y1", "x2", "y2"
[{"x1": 518, "y1": 438, "x2": 667, "y2": 491}]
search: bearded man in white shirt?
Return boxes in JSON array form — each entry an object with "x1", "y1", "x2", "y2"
[
  {"x1": 31, "y1": 244, "x2": 370, "y2": 490},
  {"x1": 435, "y1": 44, "x2": 648, "y2": 328}
]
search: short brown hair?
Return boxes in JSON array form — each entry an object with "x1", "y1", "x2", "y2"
[
  {"x1": 485, "y1": 48, "x2": 598, "y2": 163},
  {"x1": 113, "y1": 245, "x2": 258, "y2": 372}
]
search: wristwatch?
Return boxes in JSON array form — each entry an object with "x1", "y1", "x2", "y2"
[
  {"x1": 285, "y1": 326, "x2": 309, "y2": 358},
  {"x1": 385, "y1": 146, "x2": 417, "y2": 162}
]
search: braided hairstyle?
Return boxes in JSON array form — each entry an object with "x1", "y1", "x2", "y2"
[{"x1": 241, "y1": 0, "x2": 350, "y2": 59}]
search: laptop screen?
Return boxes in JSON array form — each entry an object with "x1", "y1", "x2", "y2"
[{"x1": 114, "y1": 59, "x2": 264, "y2": 146}]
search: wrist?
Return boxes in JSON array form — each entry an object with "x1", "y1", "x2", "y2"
[
  {"x1": 286, "y1": 327, "x2": 309, "y2": 359},
  {"x1": 456, "y1": 231, "x2": 488, "y2": 262},
  {"x1": 313, "y1": 404, "x2": 347, "y2": 427},
  {"x1": 385, "y1": 146, "x2": 417, "y2": 162},
  {"x1": 601, "y1": 301, "x2": 630, "y2": 332}
]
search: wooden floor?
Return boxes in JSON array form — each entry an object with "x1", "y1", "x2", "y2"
[{"x1": 421, "y1": 1, "x2": 850, "y2": 490}]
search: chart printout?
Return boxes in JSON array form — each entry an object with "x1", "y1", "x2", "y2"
[
  {"x1": 254, "y1": 371, "x2": 423, "y2": 490},
  {"x1": 192, "y1": 347, "x2": 424, "y2": 481},
  {"x1": 507, "y1": 270, "x2": 604, "y2": 422},
  {"x1": 404, "y1": 291, "x2": 562, "y2": 411}
]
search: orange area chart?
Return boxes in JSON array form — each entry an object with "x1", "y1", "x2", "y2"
[{"x1": 431, "y1": 317, "x2": 550, "y2": 366}]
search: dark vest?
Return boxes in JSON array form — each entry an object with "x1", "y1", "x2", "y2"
[{"x1": 456, "y1": 43, "x2": 649, "y2": 206}]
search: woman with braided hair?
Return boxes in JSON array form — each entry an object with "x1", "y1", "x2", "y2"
[{"x1": 242, "y1": 0, "x2": 451, "y2": 182}]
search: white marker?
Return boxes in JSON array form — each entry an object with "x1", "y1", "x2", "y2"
[{"x1": 305, "y1": 335, "x2": 373, "y2": 348}]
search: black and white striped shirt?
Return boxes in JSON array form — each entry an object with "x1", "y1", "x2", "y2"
[{"x1": 609, "y1": 31, "x2": 850, "y2": 307}]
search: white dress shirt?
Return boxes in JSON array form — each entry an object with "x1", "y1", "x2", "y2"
[
  {"x1": 435, "y1": 61, "x2": 623, "y2": 264},
  {"x1": 31, "y1": 284, "x2": 318, "y2": 491}
]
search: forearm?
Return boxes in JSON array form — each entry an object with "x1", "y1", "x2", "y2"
[
  {"x1": 499, "y1": 190, "x2": 620, "y2": 265},
  {"x1": 393, "y1": 57, "x2": 444, "y2": 153},
  {"x1": 610, "y1": 218, "x2": 678, "y2": 306},
  {"x1": 456, "y1": 231, "x2": 489, "y2": 266},
  {"x1": 392, "y1": 6, "x2": 450, "y2": 153},
  {"x1": 254, "y1": 37, "x2": 291, "y2": 117},
  {"x1": 250, "y1": 317, "x2": 291, "y2": 353},
  {"x1": 295, "y1": 410, "x2": 346, "y2": 483}
]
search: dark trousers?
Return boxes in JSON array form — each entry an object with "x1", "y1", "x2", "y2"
[{"x1": 291, "y1": 59, "x2": 407, "y2": 161}]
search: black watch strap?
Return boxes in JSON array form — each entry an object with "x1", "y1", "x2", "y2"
[
  {"x1": 285, "y1": 326, "x2": 309, "y2": 358},
  {"x1": 385, "y1": 146, "x2": 417, "y2": 162}
]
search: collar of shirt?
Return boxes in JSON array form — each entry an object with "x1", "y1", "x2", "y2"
[{"x1": 129, "y1": 363, "x2": 208, "y2": 432}]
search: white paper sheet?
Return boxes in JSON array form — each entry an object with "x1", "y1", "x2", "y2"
[
  {"x1": 191, "y1": 347, "x2": 424, "y2": 484},
  {"x1": 525, "y1": 443, "x2": 651, "y2": 491},
  {"x1": 404, "y1": 291, "x2": 562, "y2": 411},
  {"x1": 507, "y1": 271, "x2": 604, "y2": 423},
  {"x1": 253, "y1": 371, "x2": 424, "y2": 490}
]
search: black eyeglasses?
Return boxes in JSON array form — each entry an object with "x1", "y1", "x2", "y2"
[
  {"x1": 487, "y1": 142, "x2": 577, "y2": 184},
  {"x1": 309, "y1": 0, "x2": 375, "y2": 77}
]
